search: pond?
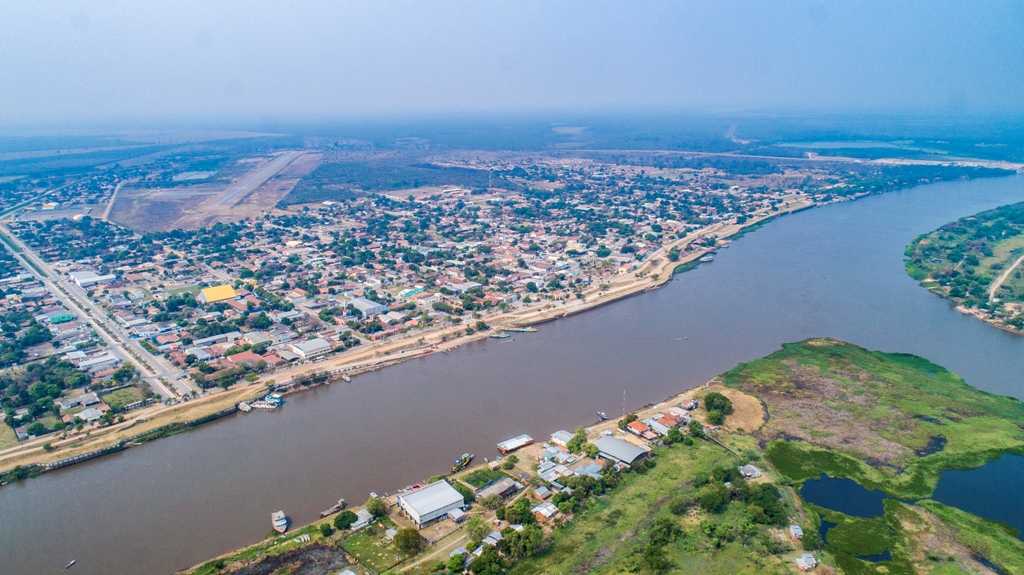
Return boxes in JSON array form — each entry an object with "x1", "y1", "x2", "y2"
[
  {"x1": 931, "y1": 454, "x2": 1024, "y2": 540},
  {"x1": 800, "y1": 454, "x2": 1024, "y2": 541}
]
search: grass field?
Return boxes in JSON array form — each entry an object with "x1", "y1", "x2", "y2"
[
  {"x1": 101, "y1": 387, "x2": 144, "y2": 411},
  {"x1": 461, "y1": 468, "x2": 507, "y2": 489},
  {"x1": 339, "y1": 518, "x2": 414, "y2": 573},
  {"x1": 0, "y1": 423, "x2": 18, "y2": 449},
  {"x1": 722, "y1": 338, "x2": 1024, "y2": 499}
]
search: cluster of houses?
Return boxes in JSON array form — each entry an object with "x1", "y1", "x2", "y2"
[{"x1": 0, "y1": 274, "x2": 102, "y2": 356}]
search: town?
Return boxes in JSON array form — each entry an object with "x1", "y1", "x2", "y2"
[{"x1": 1, "y1": 150, "x2": 842, "y2": 448}]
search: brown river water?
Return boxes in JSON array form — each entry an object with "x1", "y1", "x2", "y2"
[{"x1": 2, "y1": 175, "x2": 1024, "y2": 575}]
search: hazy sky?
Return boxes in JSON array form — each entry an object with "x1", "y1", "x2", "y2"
[{"x1": 1, "y1": 1, "x2": 1022, "y2": 127}]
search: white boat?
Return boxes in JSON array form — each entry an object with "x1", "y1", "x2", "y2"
[
  {"x1": 341, "y1": 374, "x2": 351, "y2": 382},
  {"x1": 699, "y1": 255, "x2": 714, "y2": 263},
  {"x1": 250, "y1": 400, "x2": 279, "y2": 410},
  {"x1": 272, "y1": 511, "x2": 289, "y2": 533},
  {"x1": 237, "y1": 402, "x2": 252, "y2": 412}
]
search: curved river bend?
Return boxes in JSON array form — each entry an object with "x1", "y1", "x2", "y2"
[{"x1": 2, "y1": 175, "x2": 1024, "y2": 575}]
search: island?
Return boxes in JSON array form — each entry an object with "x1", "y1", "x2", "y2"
[
  {"x1": 176, "y1": 339, "x2": 1024, "y2": 575},
  {"x1": 906, "y1": 201, "x2": 1024, "y2": 333}
]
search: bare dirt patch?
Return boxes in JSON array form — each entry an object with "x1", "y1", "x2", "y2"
[{"x1": 695, "y1": 387, "x2": 766, "y2": 432}]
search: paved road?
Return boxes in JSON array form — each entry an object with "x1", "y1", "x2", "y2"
[
  {"x1": 212, "y1": 151, "x2": 301, "y2": 207},
  {"x1": 0, "y1": 224, "x2": 194, "y2": 398}
]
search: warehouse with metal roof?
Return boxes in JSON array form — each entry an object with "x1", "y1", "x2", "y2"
[
  {"x1": 396, "y1": 480, "x2": 465, "y2": 528},
  {"x1": 593, "y1": 436, "x2": 651, "y2": 466}
]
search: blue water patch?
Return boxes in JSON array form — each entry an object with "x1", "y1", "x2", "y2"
[
  {"x1": 857, "y1": 548, "x2": 893, "y2": 562},
  {"x1": 932, "y1": 454, "x2": 1024, "y2": 540},
  {"x1": 801, "y1": 476, "x2": 888, "y2": 517}
]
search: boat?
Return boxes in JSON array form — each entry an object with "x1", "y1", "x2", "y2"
[
  {"x1": 237, "y1": 401, "x2": 252, "y2": 412},
  {"x1": 699, "y1": 255, "x2": 714, "y2": 263},
  {"x1": 596, "y1": 411, "x2": 608, "y2": 421},
  {"x1": 505, "y1": 327, "x2": 537, "y2": 333},
  {"x1": 250, "y1": 400, "x2": 280, "y2": 410},
  {"x1": 320, "y1": 498, "x2": 347, "y2": 517},
  {"x1": 341, "y1": 374, "x2": 351, "y2": 382},
  {"x1": 272, "y1": 511, "x2": 289, "y2": 533},
  {"x1": 65, "y1": 560, "x2": 76, "y2": 569},
  {"x1": 489, "y1": 332, "x2": 511, "y2": 339},
  {"x1": 451, "y1": 452, "x2": 474, "y2": 473}
]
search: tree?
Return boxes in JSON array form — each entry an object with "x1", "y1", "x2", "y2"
[
  {"x1": 366, "y1": 496, "x2": 387, "y2": 517},
  {"x1": 394, "y1": 527, "x2": 424, "y2": 553},
  {"x1": 25, "y1": 421, "x2": 46, "y2": 436},
  {"x1": 583, "y1": 442, "x2": 599, "y2": 458},
  {"x1": 499, "y1": 524, "x2": 544, "y2": 559},
  {"x1": 618, "y1": 413, "x2": 638, "y2": 430},
  {"x1": 319, "y1": 523, "x2": 332, "y2": 537},
  {"x1": 706, "y1": 410, "x2": 725, "y2": 425},
  {"x1": 466, "y1": 516, "x2": 490, "y2": 542},
  {"x1": 664, "y1": 426, "x2": 684, "y2": 445},
  {"x1": 447, "y1": 553, "x2": 466, "y2": 572},
  {"x1": 566, "y1": 427, "x2": 588, "y2": 453},
  {"x1": 704, "y1": 392, "x2": 733, "y2": 415},
  {"x1": 688, "y1": 419, "x2": 705, "y2": 439},
  {"x1": 334, "y1": 510, "x2": 357, "y2": 530}
]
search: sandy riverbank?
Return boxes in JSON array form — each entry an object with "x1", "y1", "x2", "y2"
[{"x1": 0, "y1": 195, "x2": 809, "y2": 476}]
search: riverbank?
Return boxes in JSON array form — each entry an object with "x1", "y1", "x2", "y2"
[
  {"x1": 178, "y1": 339, "x2": 1024, "y2": 575},
  {"x1": 0, "y1": 193, "x2": 815, "y2": 478},
  {"x1": 905, "y1": 200, "x2": 1024, "y2": 335}
]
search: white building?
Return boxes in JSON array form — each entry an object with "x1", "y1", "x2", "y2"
[
  {"x1": 288, "y1": 338, "x2": 332, "y2": 360},
  {"x1": 68, "y1": 270, "x2": 117, "y2": 288},
  {"x1": 396, "y1": 480, "x2": 465, "y2": 528},
  {"x1": 348, "y1": 297, "x2": 388, "y2": 317}
]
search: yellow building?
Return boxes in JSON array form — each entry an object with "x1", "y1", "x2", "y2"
[{"x1": 199, "y1": 285, "x2": 238, "y2": 304}]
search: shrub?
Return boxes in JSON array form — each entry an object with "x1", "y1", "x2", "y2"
[{"x1": 334, "y1": 510, "x2": 357, "y2": 530}]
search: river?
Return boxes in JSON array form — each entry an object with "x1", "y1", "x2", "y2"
[{"x1": 2, "y1": 175, "x2": 1024, "y2": 575}]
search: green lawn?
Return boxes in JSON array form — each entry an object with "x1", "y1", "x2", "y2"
[
  {"x1": 339, "y1": 518, "x2": 413, "y2": 573},
  {"x1": 461, "y1": 468, "x2": 507, "y2": 489},
  {"x1": 101, "y1": 387, "x2": 144, "y2": 411},
  {"x1": 0, "y1": 423, "x2": 18, "y2": 449}
]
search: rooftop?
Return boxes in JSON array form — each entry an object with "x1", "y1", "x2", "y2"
[
  {"x1": 200, "y1": 285, "x2": 238, "y2": 303},
  {"x1": 398, "y1": 480, "x2": 464, "y2": 516}
]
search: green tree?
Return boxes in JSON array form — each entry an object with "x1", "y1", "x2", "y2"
[
  {"x1": 319, "y1": 523, "x2": 332, "y2": 537},
  {"x1": 25, "y1": 421, "x2": 46, "y2": 436},
  {"x1": 366, "y1": 496, "x2": 387, "y2": 517},
  {"x1": 394, "y1": 527, "x2": 424, "y2": 553},
  {"x1": 466, "y1": 516, "x2": 490, "y2": 542},
  {"x1": 333, "y1": 510, "x2": 357, "y2": 530},
  {"x1": 447, "y1": 553, "x2": 466, "y2": 572},
  {"x1": 618, "y1": 413, "x2": 638, "y2": 430},
  {"x1": 566, "y1": 427, "x2": 588, "y2": 453},
  {"x1": 706, "y1": 409, "x2": 725, "y2": 425},
  {"x1": 664, "y1": 426, "x2": 684, "y2": 444},
  {"x1": 704, "y1": 392, "x2": 733, "y2": 415}
]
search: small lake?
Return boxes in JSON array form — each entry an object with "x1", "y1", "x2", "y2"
[
  {"x1": 800, "y1": 454, "x2": 1024, "y2": 540},
  {"x1": 931, "y1": 454, "x2": 1024, "y2": 539}
]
